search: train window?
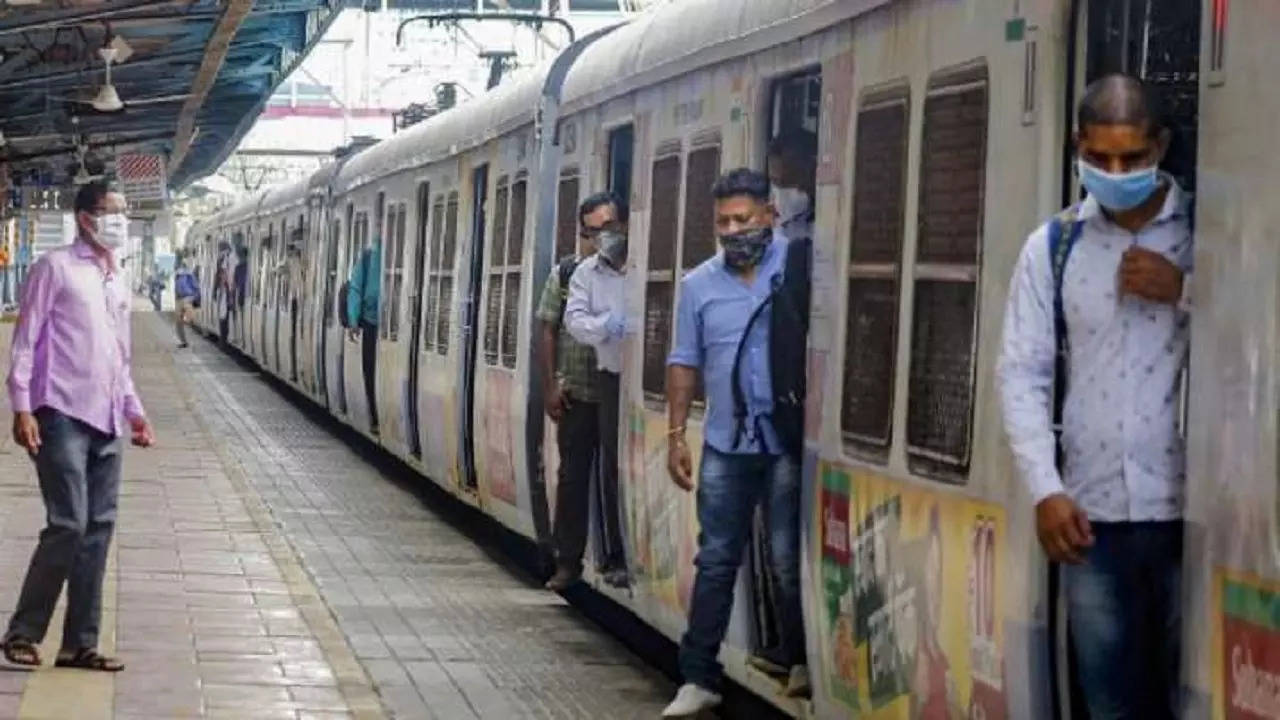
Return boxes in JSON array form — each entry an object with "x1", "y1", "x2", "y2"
[
  {"x1": 906, "y1": 64, "x2": 988, "y2": 479},
  {"x1": 681, "y1": 146, "x2": 720, "y2": 270},
  {"x1": 501, "y1": 178, "x2": 527, "y2": 369},
  {"x1": 555, "y1": 174, "x2": 579, "y2": 260},
  {"x1": 437, "y1": 193, "x2": 459, "y2": 355},
  {"x1": 608, "y1": 124, "x2": 634, "y2": 209},
  {"x1": 642, "y1": 153, "x2": 681, "y2": 400},
  {"x1": 423, "y1": 196, "x2": 445, "y2": 352},
  {"x1": 381, "y1": 207, "x2": 396, "y2": 340},
  {"x1": 325, "y1": 219, "x2": 339, "y2": 327},
  {"x1": 388, "y1": 205, "x2": 407, "y2": 341},
  {"x1": 842, "y1": 86, "x2": 910, "y2": 458},
  {"x1": 484, "y1": 180, "x2": 510, "y2": 366},
  {"x1": 507, "y1": 180, "x2": 527, "y2": 265}
]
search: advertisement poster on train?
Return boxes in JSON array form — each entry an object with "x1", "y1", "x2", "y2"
[
  {"x1": 626, "y1": 406, "x2": 697, "y2": 614},
  {"x1": 1214, "y1": 569, "x2": 1280, "y2": 720},
  {"x1": 816, "y1": 462, "x2": 1006, "y2": 718},
  {"x1": 481, "y1": 370, "x2": 517, "y2": 505}
]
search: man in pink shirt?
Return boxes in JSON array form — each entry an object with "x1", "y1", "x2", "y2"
[{"x1": 2, "y1": 182, "x2": 155, "y2": 672}]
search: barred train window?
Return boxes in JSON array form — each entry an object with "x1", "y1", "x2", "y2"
[
  {"x1": 437, "y1": 194, "x2": 459, "y2": 355},
  {"x1": 842, "y1": 86, "x2": 910, "y2": 458},
  {"x1": 484, "y1": 180, "x2": 510, "y2": 366},
  {"x1": 501, "y1": 179, "x2": 528, "y2": 368},
  {"x1": 906, "y1": 64, "x2": 988, "y2": 479},
  {"x1": 642, "y1": 153, "x2": 681, "y2": 399},
  {"x1": 387, "y1": 205, "x2": 407, "y2": 340},
  {"x1": 682, "y1": 146, "x2": 719, "y2": 403},
  {"x1": 423, "y1": 197, "x2": 445, "y2": 352},
  {"x1": 555, "y1": 176, "x2": 579, "y2": 260}
]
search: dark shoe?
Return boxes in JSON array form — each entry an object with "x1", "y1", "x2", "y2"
[
  {"x1": 783, "y1": 665, "x2": 810, "y2": 698},
  {"x1": 54, "y1": 648, "x2": 124, "y2": 672},
  {"x1": 177, "y1": 342, "x2": 189, "y2": 349},
  {"x1": 2, "y1": 636, "x2": 40, "y2": 667},
  {"x1": 544, "y1": 567, "x2": 582, "y2": 592}
]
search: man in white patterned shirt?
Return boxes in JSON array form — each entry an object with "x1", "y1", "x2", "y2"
[{"x1": 996, "y1": 74, "x2": 1191, "y2": 718}]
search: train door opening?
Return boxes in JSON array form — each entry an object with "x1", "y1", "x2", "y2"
[
  {"x1": 407, "y1": 182, "x2": 431, "y2": 458},
  {"x1": 747, "y1": 67, "x2": 822, "y2": 674},
  {"x1": 320, "y1": 218, "x2": 338, "y2": 409},
  {"x1": 338, "y1": 204, "x2": 354, "y2": 415},
  {"x1": 1052, "y1": 3, "x2": 1201, "y2": 719},
  {"x1": 460, "y1": 165, "x2": 489, "y2": 491}
]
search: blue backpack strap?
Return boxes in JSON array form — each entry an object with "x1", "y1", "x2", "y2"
[{"x1": 1048, "y1": 206, "x2": 1084, "y2": 470}]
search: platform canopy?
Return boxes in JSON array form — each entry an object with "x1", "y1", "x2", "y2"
[{"x1": 0, "y1": 1, "x2": 344, "y2": 199}]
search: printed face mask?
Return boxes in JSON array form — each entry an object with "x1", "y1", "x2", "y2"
[
  {"x1": 597, "y1": 230, "x2": 628, "y2": 269},
  {"x1": 771, "y1": 185, "x2": 811, "y2": 222},
  {"x1": 718, "y1": 226, "x2": 772, "y2": 271},
  {"x1": 1077, "y1": 158, "x2": 1160, "y2": 211}
]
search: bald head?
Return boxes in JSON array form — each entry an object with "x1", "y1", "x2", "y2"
[{"x1": 1077, "y1": 73, "x2": 1165, "y2": 138}]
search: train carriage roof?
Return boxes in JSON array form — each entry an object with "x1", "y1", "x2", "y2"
[
  {"x1": 559, "y1": 0, "x2": 891, "y2": 114},
  {"x1": 334, "y1": 66, "x2": 550, "y2": 195},
  {"x1": 219, "y1": 189, "x2": 269, "y2": 227},
  {"x1": 261, "y1": 178, "x2": 311, "y2": 216}
]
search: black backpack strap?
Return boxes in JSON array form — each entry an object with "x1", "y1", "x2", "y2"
[
  {"x1": 1049, "y1": 207, "x2": 1084, "y2": 469},
  {"x1": 729, "y1": 276, "x2": 782, "y2": 451},
  {"x1": 554, "y1": 255, "x2": 580, "y2": 329}
]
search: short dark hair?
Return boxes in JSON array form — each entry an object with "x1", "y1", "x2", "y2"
[
  {"x1": 1077, "y1": 73, "x2": 1166, "y2": 137},
  {"x1": 578, "y1": 191, "x2": 627, "y2": 229},
  {"x1": 711, "y1": 168, "x2": 770, "y2": 203},
  {"x1": 74, "y1": 181, "x2": 111, "y2": 214},
  {"x1": 767, "y1": 130, "x2": 818, "y2": 167}
]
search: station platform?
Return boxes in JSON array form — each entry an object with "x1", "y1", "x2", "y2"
[{"x1": 0, "y1": 310, "x2": 673, "y2": 719}]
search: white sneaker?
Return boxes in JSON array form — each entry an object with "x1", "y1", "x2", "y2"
[{"x1": 661, "y1": 683, "x2": 722, "y2": 717}]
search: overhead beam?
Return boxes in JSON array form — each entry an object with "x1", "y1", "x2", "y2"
[{"x1": 168, "y1": 0, "x2": 255, "y2": 173}]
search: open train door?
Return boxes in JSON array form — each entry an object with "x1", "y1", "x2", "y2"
[{"x1": 1052, "y1": 2, "x2": 1201, "y2": 718}]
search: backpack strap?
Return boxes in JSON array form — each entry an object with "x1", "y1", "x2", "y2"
[
  {"x1": 1048, "y1": 206, "x2": 1085, "y2": 469},
  {"x1": 728, "y1": 273, "x2": 783, "y2": 451},
  {"x1": 554, "y1": 255, "x2": 580, "y2": 329}
]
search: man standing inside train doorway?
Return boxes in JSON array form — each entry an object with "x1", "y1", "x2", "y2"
[
  {"x1": 347, "y1": 231, "x2": 381, "y2": 436},
  {"x1": 537, "y1": 192, "x2": 628, "y2": 592},
  {"x1": 997, "y1": 74, "x2": 1192, "y2": 718},
  {"x1": 664, "y1": 169, "x2": 807, "y2": 717}
]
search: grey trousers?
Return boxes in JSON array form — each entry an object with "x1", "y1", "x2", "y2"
[{"x1": 6, "y1": 408, "x2": 122, "y2": 650}]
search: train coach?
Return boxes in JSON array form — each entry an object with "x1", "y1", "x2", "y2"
[{"x1": 188, "y1": 0, "x2": 1277, "y2": 717}]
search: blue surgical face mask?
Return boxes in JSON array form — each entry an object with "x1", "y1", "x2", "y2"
[{"x1": 1077, "y1": 158, "x2": 1161, "y2": 211}]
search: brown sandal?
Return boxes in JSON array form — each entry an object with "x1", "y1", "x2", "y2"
[
  {"x1": 2, "y1": 637, "x2": 41, "y2": 667},
  {"x1": 54, "y1": 648, "x2": 124, "y2": 672}
]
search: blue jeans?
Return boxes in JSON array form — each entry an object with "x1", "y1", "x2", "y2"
[
  {"x1": 678, "y1": 446, "x2": 804, "y2": 690},
  {"x1": 1065, "y1": 521, "x2": 1183, "y2": 719},
  {"x1": 6, "y1": 408, "x2": 122, "y2": 650}
]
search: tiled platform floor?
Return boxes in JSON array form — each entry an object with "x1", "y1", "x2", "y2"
[{"x1": 0, "y1": 311, "x2": 672, "y2": 719}]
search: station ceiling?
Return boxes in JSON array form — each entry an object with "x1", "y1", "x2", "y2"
[{"x1": 0, "y1": 0, "x2": 342, "y2": 195}]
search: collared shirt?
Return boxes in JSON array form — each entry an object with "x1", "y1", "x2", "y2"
[
  {"x1": 564, "y1": 254, "x2": 626, "y2": 373},
  {"x1": 535, "y1": 257, "x2": 598, "y2": 403},
  {"x1": 668, "y1": 231, "x2": 788, "y2": 455},
  {"x1": 996, "y1": 178, "x2": 1193, "y2": 522},
  {"x1": 7, "y1": 237, "x2": 145, "y2": 437}
]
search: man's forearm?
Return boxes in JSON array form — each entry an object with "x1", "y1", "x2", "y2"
[
  {"x1": 539, "y1": 322, "x2": 558, "y2": 392},
  {"x1": 666, "y1": 365, "x2": 697, "y2": 431}
]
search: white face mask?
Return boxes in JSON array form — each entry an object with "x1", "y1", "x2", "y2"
[
  {"x1": 771, "y1": 185, "x2": 811, "y2": 222},
  {"x1": 94, "y1": 213, "x2": 128, "y2": 249}
]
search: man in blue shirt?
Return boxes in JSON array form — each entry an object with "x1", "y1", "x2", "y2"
[
  {"x1": 173, "y1": 257, "x2": 199, "y2": 349},
  {"x1": 347, "y1": 238, "x2": 382, "y2": 435},
  {"x1": 662, "y1": 169, "x2": 805, "y2": 717}
]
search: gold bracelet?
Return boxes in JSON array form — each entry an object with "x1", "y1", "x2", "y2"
[{"x1": 666, "y1": 426, "x2": 686, "y2": 437}]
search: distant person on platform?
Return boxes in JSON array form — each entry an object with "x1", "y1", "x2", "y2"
[
  {"x1": 3, "y1": 182, "x2": 155, "y2": 673},
  {"x1": 173, "y1": 257, "x2": 200, "y2": 349},
  {"x1": 346, "y1": 235, "x2": 381, "y2": 435}
]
